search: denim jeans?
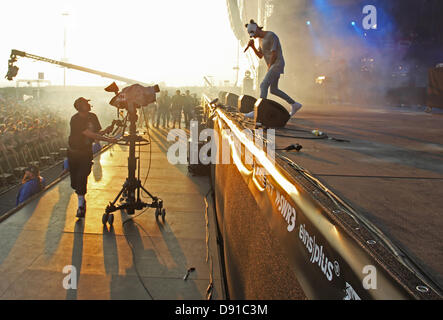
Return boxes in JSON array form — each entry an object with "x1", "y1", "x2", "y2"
[{"x1": 260, "y1": 68, "x2": 295, "y2": 104}]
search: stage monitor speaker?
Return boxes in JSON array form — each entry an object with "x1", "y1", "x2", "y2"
[
  {"x1": 428, "y1": 67, "x2": 443, "y2": 109},
  {"x1": 218, "y1": 91, "x2": 228, "y2": 103},
  {"x1": 254, "y1": 98, "x2": 290, "y2": 128},
  {"x1": 238, "y1": 95, "x2": 257, "y2": 113},
  {"x1": 386, "y1": 87, "x2": 426, "y2": 106},
  {"x1": 225, "y1": 92, "x2": 239, "y2": 107}
]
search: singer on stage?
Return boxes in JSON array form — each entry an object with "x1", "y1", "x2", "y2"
[{"x1": 244, "y1": 19, "x2": 302, "y2": 117}]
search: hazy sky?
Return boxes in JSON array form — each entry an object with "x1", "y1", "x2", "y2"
[{"x1": 0, "y1": 0, "x2": 240, "y2": 87}]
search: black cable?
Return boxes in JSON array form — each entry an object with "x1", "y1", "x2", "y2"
[
  {"x1": 279, "y1": 127, "x2": 312, "y2": 133},
  {"x1": 118, "y1": 107, "x2": 155, "y2": 299},
  {"x1": 276, "y1": 143, "x2": 303, "y2": 152},
  {"x1": 144, "y1": 112, "x2": 152, "y2": 187},
  {"x1": 275, "y1": 133, "x2": 328, "y2": 140},
  {"x1": 139, "y1": 107, "x2": 152, "y2": 198},
  {"x1": 222, "y1": 110, "x2": 349, "y2": 142},
  {"x1": 203, "y1": 187, "x2": 214, "y2": 300},
  {"x1": 122, "y1": 129, "x2": 154, "y2": 298},
  {"x1": 111, "y1": 114, "x2": 128, "y2": 136},
  {"x1": 121, "y1": 210, "x2": 154, "y2": 300},
  {"x1": 276, "y1": 133, "x2": 350, "y2": 142}
]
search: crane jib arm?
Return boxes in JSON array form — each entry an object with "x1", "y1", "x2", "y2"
[{"x1": 9, "y1": 49, "x2": 150, "y2": 86}]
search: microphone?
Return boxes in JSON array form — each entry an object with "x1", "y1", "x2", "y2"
[{"x1": 244, "y1": 39, "x2": 254, "y2": 53}]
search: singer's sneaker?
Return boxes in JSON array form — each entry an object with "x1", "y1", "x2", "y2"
[
  {"x1": 290, "y1": 102, "x2": 302, "y2": 116},
  {"x1": 76, "y1": 201, "x2": 86, "y2": 218}
]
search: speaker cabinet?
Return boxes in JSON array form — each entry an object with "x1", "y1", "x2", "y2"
[
  {"x1": 218, "y1": 91, "x2": 228, "y2": 103},
  {"x1": 254, "y1": 98, "x2": 290, "y2": 127},
  {"x1": 238, "y1": 95, "x2": 257, "y2": 113},
  {"x1": 225, "y1": 92, "x2": 239, "y2": 107}
]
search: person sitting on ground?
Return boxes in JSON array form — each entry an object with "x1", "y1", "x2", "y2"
[{"x1": 16, "y1": 166, "x2": 46, "y2": 206}]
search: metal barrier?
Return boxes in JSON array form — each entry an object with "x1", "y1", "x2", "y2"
[
  {"x1": 202, "y1": 94, "x2": 442, "y2": 300},
  {"x1": 0, "y1": 141, "x2": 114, "y2": 223},
  {"x1": 0, "y1": 135, "x2": 67, "y2": 191}
]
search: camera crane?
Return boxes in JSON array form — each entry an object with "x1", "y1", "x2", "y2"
[
  {"x1": 5, "y1": 49, "x2": 151, "y2": 86},
  {"x1": 6, "y1": 50, "x2": 165, "y2": 225},
  {"x1": 102, "y1": 82, "x2": 165, "y2": 226}
]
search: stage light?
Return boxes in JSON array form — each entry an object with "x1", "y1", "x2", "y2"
[
  {"x1": 306, "y1": 21, "x2": 311, "y2": 25},
  {"x1": 351, "y1": 21, "x2": 356, "y2": 26}
]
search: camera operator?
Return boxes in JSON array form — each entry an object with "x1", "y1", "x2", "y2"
[{"x1": 68, "y1": 97, "x2": 118, "y2": 218}]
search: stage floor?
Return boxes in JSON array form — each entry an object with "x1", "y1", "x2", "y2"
[
  {"x1": 0, "y1": 128, "x2": 223, "y2": 299},
  {"x1": 278, "y1": 103, "x2": 443, "y2": 288}
]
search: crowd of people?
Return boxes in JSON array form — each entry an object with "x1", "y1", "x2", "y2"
[
  {"x1": 0, "y1": 95, "x2": 68, "y2": 157},
  {"x1": 0, "y1": 94, "x2": 69, "y2": 204},
  {"x1": 141, "y1": 89, "x2": 200, "y2": 129}
]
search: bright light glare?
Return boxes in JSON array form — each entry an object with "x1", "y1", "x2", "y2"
[{"x1": 0, "y1": 0, "x2": 238, "y2": 87}]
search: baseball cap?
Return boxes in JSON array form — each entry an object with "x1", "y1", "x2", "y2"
[{"x1": 74, "y1": 97, "x2": 91, "y2": 110}]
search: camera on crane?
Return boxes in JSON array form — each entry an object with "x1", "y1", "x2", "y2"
[
  {"x1": 5, "y1": 54, "x2": 18, "y2": 81},
  {"x1": 105, "y1": 82, "x2": 160, "y2": 110},
  {"x1": 101, "y1": 81, "x2": 165, "y2": 222}
]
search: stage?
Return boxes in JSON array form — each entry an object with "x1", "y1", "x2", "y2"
[
  {"x1": 0, "y1": 100, "x2": 442, "y2": 299},
  {"x1": 204, "y1": 96, "x2": 443, "y2": 299},
  {"x1": 279, "y1": 102, "x2": 443, "y2": 288},
  {"x1": 0, "y1": 129, "x2": 224, "y2": 299}
]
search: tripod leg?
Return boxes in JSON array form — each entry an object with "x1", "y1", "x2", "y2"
[
  {"x1": 103, "y1": 185, "x2": 128, "y2": 224},
  {"x1": 110, "y1": 186, "x2": 126, "y2": 206},
  {"x1": 140, "y1": 185, "x2": 156, "y2": 200}
]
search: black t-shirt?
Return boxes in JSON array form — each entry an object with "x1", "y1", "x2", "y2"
[{"x1": 68, "y1": 112, "x2": 102, "y2": 152}]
